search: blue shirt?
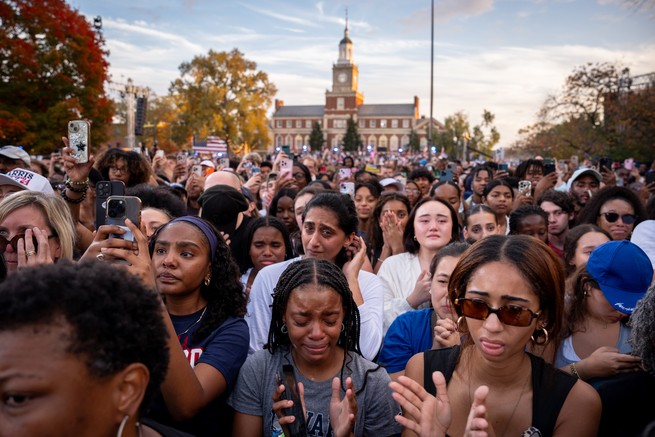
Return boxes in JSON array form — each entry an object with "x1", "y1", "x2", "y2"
[{"x1": 378, "y1": 308, "x2": 434, "y2": 373}]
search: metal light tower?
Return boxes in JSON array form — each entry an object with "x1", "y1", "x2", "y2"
[{"x1": 428, "y1": 0, "x2": 434, "y2": 152}]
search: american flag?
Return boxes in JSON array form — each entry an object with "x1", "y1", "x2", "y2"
[{"x1": 192, "y1": 136, "x2": 228, "y2": 155}]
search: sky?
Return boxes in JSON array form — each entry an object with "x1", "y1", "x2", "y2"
[{"x1": 68, "y1": 0, "x2": 655, "y2": 148}]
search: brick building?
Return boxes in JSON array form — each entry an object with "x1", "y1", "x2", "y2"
[{"x1": 270, "y1": 23, "x2": 443, "y2": 153}]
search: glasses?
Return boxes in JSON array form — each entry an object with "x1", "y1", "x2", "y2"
[
  {"x1": 455, "y1": 298, "x2": 540, "y2": 327},
  {"x1": 109, "y1": 166, "x2": 127, "y2": 174},
  {"x1": 293, "y1": 172, "x2": 306, "y2": 180},
  {"x1": 0, "y1": 233, "x2": 55, "y2": 254},
  {"x1": 407, "y1": 189, "x2": 421, "y2": 195},
  {"x1": 599, "y1": 212, "x2": 637, "y2": 224}
]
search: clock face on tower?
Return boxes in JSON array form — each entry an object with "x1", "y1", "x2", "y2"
[{"x1": 337, "y1": 72, "x2": 348, "y2": 83}]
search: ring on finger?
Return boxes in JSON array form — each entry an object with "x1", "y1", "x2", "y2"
[
  {"x1": 96, "y1": 253, "x2": 105, "y2": 262},
  {"x1": 26, "y1": 250, "x2": 36, "y2": 257}
]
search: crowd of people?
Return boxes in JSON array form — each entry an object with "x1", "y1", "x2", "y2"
[{"x1": 0, "y1": 141, "x2": 654, "y2": 437}]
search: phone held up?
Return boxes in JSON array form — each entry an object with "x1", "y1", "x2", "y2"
[
  {"x1": 68, "y1": 120, "x2": 90, "y2": 163},
  {"x1": 518, "y1": 180, "x2": 532, "y2": 197},
  {"x1": 106, "y1": 195, "x2": 142, "y2": 242},
  {"x1": 277, "y1": 365, "x2": 307, "y2": 437},
  {"x1": 340, "y1": 182, "x2": 355, "y2": 199},
  {"x1": 95, "y1": 181, "x2": 125, "y2": 229},
  {"x1": 279, "y1": 158, "x2": 293, "y2": 178},
  {"x1": 542, "y1": 158, "x2": 556, "y2": 175}
]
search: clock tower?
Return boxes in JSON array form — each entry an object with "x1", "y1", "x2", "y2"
[{"x1": 326, "y1": 16, "x2": 363, "y2": 114}]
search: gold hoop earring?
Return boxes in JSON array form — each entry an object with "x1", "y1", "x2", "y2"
[
  {"x1": 456, "y1": 316, "x2": 468, "y2": 333},
  {"x1": 531, "y1": 327, "x2": 549, "y2": 345},
  {"x1": 204, "y1": 276, "x2": 211, "y2": 286},
  {"x1": 280, "y1": 324, "x2": 288, "y2": 334}
]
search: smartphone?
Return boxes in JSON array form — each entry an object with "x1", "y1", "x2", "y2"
[
  {"x1": 280, "y1": 158, "x2": 293, "y2": 177},
  {"x1": 192, "y1": 165, "x2": 202, "y2": 177},
  {"x1": 106, "y1": 196, "x2": 142, "y2": 242},
  {"x1": 68, "y1": 120, "x2": 90, "y2": 163},
  {"x1": 220, "y1": 157, "x2": 230, "y2": 169},
  {"x1": 281, "y1": 145, "x2": 291, "y2": 155},
  {"x1": 447, "y1": 162, "x2": 458, "y2": 172},
  {"x1": 95, "y1": 181, "x2": 125, "y2": 229},
  {"x1": 440, "y1": 169, "x2": 454, "y2": 182},
  {"x1": 340, "y1": 182, "x2": 355, "y2": 198},
  {"x1": 518, "y1": 180, "x2": 532, "y2": 197},
  {"x1": 498, "y1": 163, "x2": 509, "y2": 172},
  {"x1": 155, "y1": 150, "x2": 165, "y2": 158},
  {"x1": 250, "y1": 167, "x2": 261, "y2": 176},
  {"x1": 624, "y1": 158, "x2": 634, "y2": 170},
  {"x1": 543, "y1": 158, "x2": 556, "y2": 175},
  {"x1": 176, "y1": 154, "x2": 186, "y2": 163},
  {"x1": 277, "y1": 365, "x2": 307, "y2": 437},
  {"x1": 339, "y1": 167, "x2": 352, "y2": 180}
]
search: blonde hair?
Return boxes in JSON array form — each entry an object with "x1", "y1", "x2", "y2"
[
  {"x1": 243, "y1": 152, "x2": 263, "y2": 166},
  {"x1": 0, "y1": 191, "x2": 76, "y2": 261}
]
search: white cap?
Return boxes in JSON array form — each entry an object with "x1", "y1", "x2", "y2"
[
  {"x1": 566, "y1": 167, "x2": 602, "y2": 191},
  {"x1": 0, "y1": 146, "x2": 31, "y2": 166},
  {"x1": 200, "y1": 160, "x2": 216, "y2": 169},
  {"x1": 0, "y1": 168, "x2": 54, "y2": 195},
  {"x1": 631, "y1": 220, "x2": 655, "y2": 269},
  {"x1": 380, "y1": 177, "x2": 404, "y2": 191}
]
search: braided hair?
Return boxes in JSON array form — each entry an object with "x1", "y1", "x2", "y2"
[{"x1": 267, "y1": 258, "x2": 361, "y2": 355}]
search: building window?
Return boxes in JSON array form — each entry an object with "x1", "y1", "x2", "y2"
[
  {"x1": 380, "y1": 120, "x2": 387, "y2": 128},
  {"x1": 286, "y1": 120, "x2": 291, "y2": 128},
  {"x1": 337, "y1": 98, "x2": 344, "y2": 110},
  {"x1": 306, "y1": 120, "x2": 312, "y2": 129},
  {"x1": 403, "y1": 119, "x2": 409, "y2": 128},
  {"x1": 370, "y1": 120, "x2": 376, "y2": 128},
  {"x1": 359, "y1": 120, "x2": 365, "y2": 128},
  {"x1": 294, "y1": 120, "x2": 300, "y2": 128},
  {"x1": 391, "y1": 119, "x2": 398, "y2": 128}
]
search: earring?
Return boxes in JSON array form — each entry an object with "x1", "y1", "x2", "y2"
[
  {"x1": 413, "y1": 235, "x2": 418, "y2": 241},
  {"x1": 341, "y1": 323, "x2": 345, "y2": 332},
  {"x1": 204, "y1": 276, "x2": 211, "y2": 286},
  {"x1": 456, "y1": 316, "x2": 467, "y2": 333},
  {"x1": 531, "y1": 327, "x2": 549, "y2": 345},
  {"x1": 117, "y1": 415, "x2": 129, "y2": 437},
  {"x1": 280, "y1": 324, "x2": 288, "y2": 334}
]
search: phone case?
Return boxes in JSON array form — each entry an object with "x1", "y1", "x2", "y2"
[
  {"x1": 280, "y1": 159, "x2": 293, "y2": 176},
  {"x1": 278, "y1": 365, "x2": 307, "y2": 437},
  {"x1": 68, "y1": 120, "x2": 90, "y2": 163},
  {"x1": 95, "y1": 181, "x2": 125, "y2": 229},
  {"x1": 106, "y1": 196, "x2": 142, "y2": 241}
]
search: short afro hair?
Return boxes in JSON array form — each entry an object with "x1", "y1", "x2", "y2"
[{"x1": 0, "y1": 261, "x2": 169, "y2": 414}]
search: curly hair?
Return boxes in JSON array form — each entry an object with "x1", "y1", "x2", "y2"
[
  {"x1": 148, "y1": 218, "x2": 246, "y2": 343},
  {"x1": 241, "y1": 216, "x2": 294, "y2": 271},
  {"x1": 576, "y1": 186, "x2": 646, "y2": 231},
  {"x1": 403, "y1": 197, "x2": 460, "y2": 254},
  {"x1": 0, "y1": 260, "x2": 169, "y2": 413},
  {"x1": 95, "y1": 148, "x2": 153, "y2": 187},
  {"x1": 127, "y1": 183, "x2": 187, "y2": 218},
  {"x1": 629, "y1": 283, "x2": 655, "y2": 375},
  {"x1": 409, "y1": 167, "x2": 436, "y2": 183},
  {"x1": 449, "y1": 235, "x2": 565, "y2": 347}
]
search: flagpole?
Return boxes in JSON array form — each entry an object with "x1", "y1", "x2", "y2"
[{"x1": 428, "y1": 0, "x2": 434, "y2": 153}]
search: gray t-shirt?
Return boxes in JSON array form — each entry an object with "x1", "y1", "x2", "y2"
[{"x1": 228, "y1": 348, "x2": 402, "y2": 437}]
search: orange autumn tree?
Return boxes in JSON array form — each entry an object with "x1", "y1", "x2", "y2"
[{"x1": 0, "y1": 0, "x2": 113, "y2": 154}]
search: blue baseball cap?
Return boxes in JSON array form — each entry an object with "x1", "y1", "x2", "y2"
[{"x1": 587, "y1": 240, "x2": 653, "y2": 314}]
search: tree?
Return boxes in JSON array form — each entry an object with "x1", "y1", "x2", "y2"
[
  {"x1": 513, "y1": 63, "x2": 655, "y2": 161},
  {"x1": 342, "y1": 116, "x2": 363, "y2": 152},
  {"x1": 169, "y1": 49, "x2": 277, "y2": 150},
  {"x1": 308, "y1": 121, "x2": 324, "y2": 151},
  {"x1": 408, "y1": 129, "x2": 420, "y2": 152},
  {"x1": 0, "y1": 0, "x2": 113, "y2": 153}
]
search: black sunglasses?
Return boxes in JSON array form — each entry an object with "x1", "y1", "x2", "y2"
[
  {"x1": 599, "y1": 212, "x2": 637, "y2": 224},
  {"x1": 0, "y1": 233, "x2": 55, "y2": 254},
  {"x1": 455, "y1": 298, "x2": 540, "y2": 327}
]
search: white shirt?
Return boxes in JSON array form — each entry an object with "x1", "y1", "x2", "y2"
[{"x1": 245, "y1": 257, "x2": 386, "y2": 360}]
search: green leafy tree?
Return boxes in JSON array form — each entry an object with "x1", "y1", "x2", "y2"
[
  {"x1": 0, "y1": 0, "x2": 113, "y2": 153},
  {"x1": 169, "y1": 49, "x2": 277, "y2": 149},
  {"x1": 408, "y1": 129, "x2": 420, "y2": 152},
  {"x1": 342, "y1": 116, "x2": 363, "y2": 152},
  {"x1": 308, "y1": 121, "x2": 324, "y2": 151}
]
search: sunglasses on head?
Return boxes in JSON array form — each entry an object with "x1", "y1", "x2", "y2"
[
  {"x1": 599, "y1": 212, "x2": 637, "y2": 224},
  {"x1": 0, "y1": 233, "x2": 55, "y2": 254},
  {"x1": 455, "y1": 297, "x2": 540, "y2": 327}
]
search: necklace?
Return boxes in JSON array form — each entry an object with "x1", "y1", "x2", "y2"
[
  {"x1": 176, "y1": 307, "x2": 207, "y2": 337},
  {"x1": 467, "y1": 358, "x2": 531, "y2": 437}
]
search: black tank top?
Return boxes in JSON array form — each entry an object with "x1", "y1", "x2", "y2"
[{"x1": 423, "y1": 345, "x2": 576, "y2": 437}]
